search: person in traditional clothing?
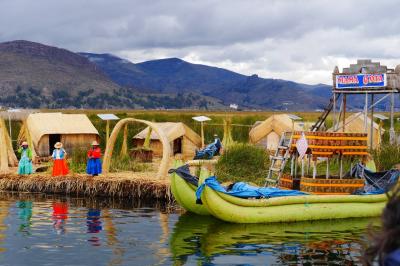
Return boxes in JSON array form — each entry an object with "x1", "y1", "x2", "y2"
[
  {"x1": 51, "y1": 142, "x2": 69, "y2": 176},
  {"x1": 86, "y1": 141, "x2": 102, "y2": 176},
  {"x1": 17, "y1": 141, "x2": 33, "y2": 175},
  {"x1": 213, "y1": 134, "x2": 223, "y2": 155}
]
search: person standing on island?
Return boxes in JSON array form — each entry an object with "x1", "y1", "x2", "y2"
[
  {"x1": 51, "y1": 142, "x2": 69, "y2": 176},
  {"x1": 86, "y1": 141, "x2": 102, "y2": 176},
  {"x1": 17, "y1": 141, "x2": 33, "y2": 175}
]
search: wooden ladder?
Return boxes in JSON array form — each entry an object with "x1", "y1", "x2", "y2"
[{"x1": 265, "y1": 131, "x2": 293, "y2": 187}]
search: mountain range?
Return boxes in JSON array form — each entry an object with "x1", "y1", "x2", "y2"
[{"x1": 0, "y1": 40, "x2": 336, "y2": 110}]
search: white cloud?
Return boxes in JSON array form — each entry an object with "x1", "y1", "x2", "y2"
[{"x1": 1, "y1": 0, "x2": 400, "y2": 84}]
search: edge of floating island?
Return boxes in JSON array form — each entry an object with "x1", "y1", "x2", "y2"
[{"x1": 0, "y1": 173, "x2": 171, "y2": 202}]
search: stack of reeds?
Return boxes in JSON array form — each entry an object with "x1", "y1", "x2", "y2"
[{"x1": 0, "y1": 173, "x2": 173, "y2": 202}]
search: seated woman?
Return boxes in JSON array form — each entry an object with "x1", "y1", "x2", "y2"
[
  {"x1": 17, "y1": 141, "x2": 33, "y2": 175},
  {"x1": 51, "y1": 142, "x2": 69, "y2": 176},
  {"x1": 86, "y1": 141, "x2": 102, "y2": 176}
]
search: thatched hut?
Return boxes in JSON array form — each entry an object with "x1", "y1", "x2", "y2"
[
  {"x1": 249, "y1": 114, "x2": 303, "y2": 150},
  {"x1": 133, "y1": 122, "x2": 201, "y2": 159},
  {"x1": 23, "y1": 113, "x2": 99, "y2": 156},
  {"x1": 330, "y1": 112, "x2": 383, "y2": 149}
]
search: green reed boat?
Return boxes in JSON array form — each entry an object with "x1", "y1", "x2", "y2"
[{"x1": 170, "y1": 161, "x2": 210, "y2": 215}]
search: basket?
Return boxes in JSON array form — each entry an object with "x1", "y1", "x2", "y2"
[{"x1": 300, "y1": 176, "x2": 364, "y2": 195}]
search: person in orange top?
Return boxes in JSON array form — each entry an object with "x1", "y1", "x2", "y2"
[
  {"x1": 86, "y1": 141, "x2": 102, "y2": 176},
  {"x1": 51, "y1": 142, "x2": 69, "y2": 176}
]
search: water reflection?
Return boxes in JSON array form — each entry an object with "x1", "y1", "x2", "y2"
[
  {"x1": 16, "y1": 201, "x2": 32, "y2": 235},
  {"x1": 87, "y1": 209, "x2": 102, "y2": 246},
  {"x1": 0, "y1": 192, "x2": 381, "y2": 266},
  {"x1": 52, "y1": 202, "x2": 68, "y2": 235},
  {"x1": 170, "y1": 213, "x2": 379, "y2": 265}
]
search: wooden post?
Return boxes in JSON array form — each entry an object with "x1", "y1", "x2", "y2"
[
  {"x1": 290, "y1": 154, "x2": 294, "y2": 176},
  {"x1": 301, "y1": 157, "x2": 304, "y2": 177},
  {"x1": 201, "y1": 121, "x2": 205, "y2": 148},
  {"x1": 389, "y1": 91, "x2": 395, "y2": 144},
  {"x1": 370, "y1": 94, "x2": 374, "y2": 149},
  {"x1": 339, "y1": 155, "x2": 343, "y2": 179},
  {"x1": 307, "y1": 155, "x2": 311, "y2": 176},
  {"x1": 326, "y1": 158, "x2": 329, "y2": 179},
  {"x1": 364, "y1": 93, "x2": 368, "y2": 133},
  {"x1": 312, "y1": 160, "x2": 317, "y2": 179},
  {"x1": 294, "y1": 153, "x2": 298, "y2": 179},
  {"x1": 106, "y1": 120, "x2": 110, "y2": 149},
  {"x1": 333, "y1": 92, "x2": 337, "y2": 130},
  {"x1": 120, "y1": 124, "x2": 128, "y2": 156},
  {"x1": 342, "y1": 94, "x2": 347, "y2": 132}
]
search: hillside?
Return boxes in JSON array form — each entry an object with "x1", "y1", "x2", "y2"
[
  {"x1": 0, "y1": 41, "x2": 223, "y2": 109},
  {"x1": 80, "y1": 53, "x2": 332, "y2": 110}
]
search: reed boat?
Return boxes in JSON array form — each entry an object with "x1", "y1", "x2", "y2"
[
  {"x1": 170, "y1": 161, "x2": 210, "y2": 215},
  {"x1": 199, "y1": 173, "x2": 388, "y2": 223}
]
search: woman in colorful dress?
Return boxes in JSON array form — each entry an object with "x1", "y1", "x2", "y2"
[
  {"x1": 17, "y1": 141, "x2": 33, "y2": 175},
  {"x1": 51, "y1": 142, "x2": 69, "y2": 176},
  {"x1": 86, "y1": 141, "x2": 102, "y2": 176}
]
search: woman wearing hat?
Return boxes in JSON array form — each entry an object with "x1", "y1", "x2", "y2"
[
  {"x1": 51, "y1": 142, "x2": 69, "y2": 176},
  {"x1": 17, "y1": 141, "x2": 33, "y2": 175},
  {"x1": 86, "y1": 141, "x2": 102, "y2": 176}
]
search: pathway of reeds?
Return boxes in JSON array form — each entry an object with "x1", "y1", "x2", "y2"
[{"x1": 0, "y1": 172, "x2": 172, "y2": 202}]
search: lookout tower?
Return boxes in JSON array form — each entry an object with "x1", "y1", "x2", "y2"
[{"x1": 312, "y1": 59, "x2": 400, "y2": 147}]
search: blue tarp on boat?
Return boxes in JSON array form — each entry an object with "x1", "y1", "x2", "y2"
[
  {"x1": 193, "y1": 138, "x2": 222, "y2": 160},
  {"x1": 195, "y1": 176, "x2": 308, "y2": 203},
  {"x1": 350, "y1": 163, "x2": 400, "y2": 195}
]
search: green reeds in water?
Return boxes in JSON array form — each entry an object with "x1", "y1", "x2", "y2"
[
  {"x1": 215, "y1": 143, "x2": 270, "y2": 186},
  {"x1": 371, "y1": 143, "x2": 400, "y2": 171}
]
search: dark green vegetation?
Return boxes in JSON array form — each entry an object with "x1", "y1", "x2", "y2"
[
  {"x1": 215, "y1": 143, "x2": 270, "y2": 186},
  {"x1": 371, "y1": 144, "x2": 400, "y2": 171}
]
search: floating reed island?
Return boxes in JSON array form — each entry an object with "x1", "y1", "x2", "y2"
[{"x1": 0, "y1": 172, "x2": 172, "y2": 202}]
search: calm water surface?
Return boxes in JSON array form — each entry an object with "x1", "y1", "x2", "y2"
[{"x1": 0, "y1": 192, "x2": 379, "y2": 266}]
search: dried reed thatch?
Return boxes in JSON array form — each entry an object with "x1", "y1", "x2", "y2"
[{"x1": 0, "y1": 173, "x2": 173, "y2": 202}]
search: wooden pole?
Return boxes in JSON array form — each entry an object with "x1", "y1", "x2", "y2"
[
  {"x1": 290, "y1": 154, "x2": 294, "y2": 176},
  {"x1": 339, "y1": 155, "x2": 343, "y2": 179},
  {"x1": 390, "y1": 91, "x2": 395, "y2": 144},
  {"x1": 333, "y1": 92, "x2": 337, "y2": 130},
  {"x1": 201, "y1": 122, "x2": 205, "y2": 148},
  {"x1": 326, "y1": 158, "x2": 329, "y2": 179},
  {"x1": 106, "y1": 120, "x2": 110, "y2": 149},
  {"x1": 342, "y1": 94, "x2": 347, "y2": 132},
  {"x1": 364, "y1": 93, "x2": 368, "y2": 133},
  {"x1": 370, "y1": 94, "x2": 374, "y2": 149},
  {"x1": 312, "y1": 160, "x2": 317, "y2": 179},
  {"x1": 301, "y1": 157, "x2": 304, "y2": 177}
]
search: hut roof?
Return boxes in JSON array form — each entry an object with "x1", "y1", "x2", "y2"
[
  {"x1": 26, "y1": 113, "x2": 99, "y2": 144},
  {"x1": 329, "y1": 112, "x2": 383, "y2": 132},
  {"x1": 133, "y1": 122, "x2": 201, "y2": 146},
  {"x1": 249, "y1": 114, "x2": 303, "y2": 143}
]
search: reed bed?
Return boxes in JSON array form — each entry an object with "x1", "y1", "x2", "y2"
[{"x1": 0, "y1": 173, "x2": 172, "y2": 202}]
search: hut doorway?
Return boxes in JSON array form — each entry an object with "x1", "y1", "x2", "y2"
[
  {"x1": 173, "y1": 137, "x2": 182, "y2": 155},
  {"x1": 49, "y1": 134, "x2": 61, "y2": 154}
]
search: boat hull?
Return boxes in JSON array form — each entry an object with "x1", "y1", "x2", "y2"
[
  {"x1": 201, "y1": 186, "x2": 387, "y2": 223},
  {"x1": 170, "y1": 162, "x2": 210, "y2": 215}
]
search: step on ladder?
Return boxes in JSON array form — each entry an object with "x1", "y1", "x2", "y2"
[{"x1": 265, "y1": 131, "x2": 293, "y2": 187}]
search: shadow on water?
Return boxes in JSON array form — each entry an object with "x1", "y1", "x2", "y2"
[{"x1": 170, "y1": 212, "x2": 380, "y2": 265}]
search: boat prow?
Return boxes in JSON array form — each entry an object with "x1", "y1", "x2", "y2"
[{"x1": 170, "y1": 161, "x2": 210, "y2": 216}]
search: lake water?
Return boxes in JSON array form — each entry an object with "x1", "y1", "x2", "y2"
[{"x1": 0, "y1": 192, "x2": 378, "y2": 266}]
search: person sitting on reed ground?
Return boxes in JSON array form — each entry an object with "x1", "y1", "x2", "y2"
[
  {"x1": 364, "y1": 188, "x2": 400, "y2": 266},
  {"x1": 17, "y1": 141, "x2": 33, "y2": 175},
  {"x1": 51, "y1": 142, "x2": 69, "y2": 176},
  {"x1": 86, "y1": 141, "x2": 102, "y2": 176}
]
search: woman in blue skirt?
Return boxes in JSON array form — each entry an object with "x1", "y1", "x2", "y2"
[
  {"x1": 87, "y1": 141, "x2": 102, "y2": 176},
  {"x1": 18, "y1": 141, "x2": 33, "y2": 175}
]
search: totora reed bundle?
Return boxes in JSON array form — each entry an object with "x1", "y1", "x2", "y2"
[{"x1": 0, "y1": 173, "x2": 172, "y2": 202}]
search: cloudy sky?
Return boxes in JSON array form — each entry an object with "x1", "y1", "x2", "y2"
[{"x1": 0, "y1": 0, "x2": 399, "y2": 84}]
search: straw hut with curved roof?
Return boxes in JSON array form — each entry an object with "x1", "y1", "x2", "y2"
[
  {"x1": 249, "y1": 114, "x2": 303, "y2": 151},
  {"x1": 23, "y1": 113, "x2": 99, "y2": 156},
  {"x1": 133, "y1": 122, "x2": 201, "y2": 159}
]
